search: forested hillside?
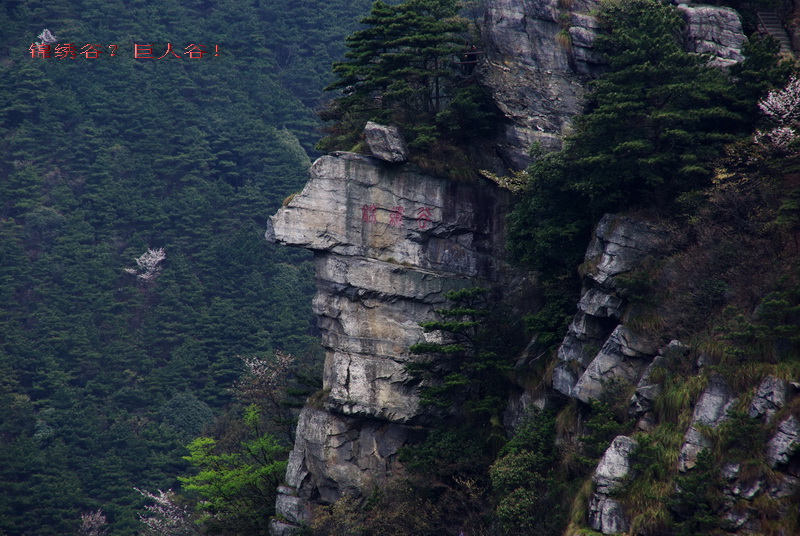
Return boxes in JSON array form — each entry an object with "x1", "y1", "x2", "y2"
[{"x1": 0, "y1": 0, "x2": 372, "y2": 534}]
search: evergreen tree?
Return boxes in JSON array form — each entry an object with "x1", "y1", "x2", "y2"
[
  {"x1": 508, "y1": 0, "x2": 772, "y2": 276},
  {"x1": 0, "y1": 0, "x2": 361, "y2": 532},
  {"x1": 567, "y1": 0, "x2": 745, "y2": 210},
  {"x1": 490, "y1": 410, "x2": 564, "y2": 536},
  {"x1": 408, "y1": 287, "x2": 523, "y2": 428},
  {"x1": 320, "y1": 0, "x2": 468, "y2": 149}
]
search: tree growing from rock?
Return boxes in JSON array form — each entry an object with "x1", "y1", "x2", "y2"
[
  {"x1": 507, "y1": 0, "x2": 775, "y2": 275},
  {"x1": 318, "y1": 0, "x2": 472, "y2": 150}
]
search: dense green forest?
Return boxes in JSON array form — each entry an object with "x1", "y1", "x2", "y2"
[{"x1": 0, "y1": 0, "x2": 374, "y2": 534}]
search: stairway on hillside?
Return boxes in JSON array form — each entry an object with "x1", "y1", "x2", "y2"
[{"x1": 756, "y1": 10, "x2": 794, "y2": 55}]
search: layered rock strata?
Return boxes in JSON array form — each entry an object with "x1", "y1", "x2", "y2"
[
  {"x1": 266, "y1": 151, "x2": 531, "y2": 533},
  {"x1": 552, "y1": 214, "x2": 668, "y2": 401}
]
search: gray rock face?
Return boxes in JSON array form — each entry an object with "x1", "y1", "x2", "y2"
[
  {"x1": 584, "y1": 214, "x2": 668, "y2": 287},
  {"x1": 677, "y1": 5, "x2": 745, "y2": 67},
  {"x1": 630, "y1": 341, "x2": 688, "y2": 429},
  {"x1": 679, "y1": 374, "x2": 737, "y2": 471},
  {"x1": 479, "y1": 0, "x2": 601, "y2": 166},
  {"x1": 479, "y1": 0, "x2": 747, "y2": 167},
  {"x1": 268, "y1": 152, "x2": 511, "y2": 279},
  {"x1": 268, "y1": 151, "x2": 531, "y2": 530},
  {"x1": 554, "y1": 214, "x2": 667, "y2": 399},
  {"x1": 269, "y1": 519, "x2": 298, "y2": 536},
  {"x1": 748, "y1": 375, "x2": 791, "y2": 422},
  {"x1": 269, "y1": 152, "x2": 525, "y2": 423},
  {"x1": 765, "y1": 415, "x2": 800, "y2": 468},
  {"x1": 573, "y1": 326, "x2": 659, "y2": 404},
  {"x1": 363, "y1": 122, "x2": 409, "y2": 163},
  {"x1": 589, "y1": 436, "x2": 637, "y2": 534},
  {"x1": 273, "y1": 408, "x2": 420, "y2": 523},
  {"x1": 630, "y1": 355, "x2": 666, "y2": 418},
  {"x1": 579, "y1": 288, "x2": 624, "y2": 319}
]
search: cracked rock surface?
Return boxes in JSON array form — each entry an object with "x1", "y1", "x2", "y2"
[
  {"x1": 590, "y1": 436, "x2": 637, "y2": 534},
  {"x1": 553, "y1": 214, "x2": 667, "y2": 399},
  {"x1": 267, "y1": 151, "x2": 532, "y2": 528}
]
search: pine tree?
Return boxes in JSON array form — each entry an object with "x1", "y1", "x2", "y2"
[
  {"x1": 567, "y1": 0, "x2": 745, "y2": 210},
  {"x1": 508, "y1": 0, "x2": 760, "y2": 275},
  {"x1": 320, "y1": 0, "x2": 468, "y2": 149}
]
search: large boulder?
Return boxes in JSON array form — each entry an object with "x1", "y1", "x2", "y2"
[{"x1": 363, "y1": 122, "x2": 409, "y2": 163}]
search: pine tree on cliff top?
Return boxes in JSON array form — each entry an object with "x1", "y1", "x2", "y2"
[
  {"x1": 508, "y1": 0, "x2": 765, "y2": 274},
  {"x1": 319, "y1": 0, "x2": 468, "y2": 150}
]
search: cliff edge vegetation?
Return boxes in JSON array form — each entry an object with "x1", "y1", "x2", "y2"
[{"x1": 298, "y1": 1, "x2": 800, "y2": 535}]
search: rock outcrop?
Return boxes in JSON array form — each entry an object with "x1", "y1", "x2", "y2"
[
  {"x1": 478, "y1": 0, "x2": 747, "y2": 168},
  {"x1": 766, "y1": 416, "x2": 800, "y2": 468},
  {"x1": 677, "y1": 4, "x2": 746, "y2": 67},
  {"x1": 267, "y1": 151, "x2": 532, "y2": 531},
  {"x1": 552, "y1": 214, "x2": 668, "y2": 400},
  {"x1": 678, "y1": 374, "x2": 737, "y2": 471},
  {"x1": 479, "y1": 0, "x2": 602, "y2": 167},
  {"x1": 589, "y1": 435, "x2": 637, "y2": 535},
  {"x1": 267, "y1": 1, "x2": 752, "y2": 533},
  {"x1": 629, "y1": 341, "x2": 688, "y2": 431},
  {"x1": 748, "y1": 375, "x2": 795, "y2": 422}
]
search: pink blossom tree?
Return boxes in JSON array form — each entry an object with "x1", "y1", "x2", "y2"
[{"x1": 755, "y1": 76, "x2": 800, "y2": 152}]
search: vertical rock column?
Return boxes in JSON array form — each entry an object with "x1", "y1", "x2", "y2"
[{"x1": 265, "y1": 152, "x2": 531, "y2": 533}]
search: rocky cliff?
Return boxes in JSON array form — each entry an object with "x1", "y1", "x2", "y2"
[
  {"x1": 557, "y1": 214, "x2": 800, "y2": 534},
  {"x1": 479, "y1": 0, "x2": 746, "y2": 168},
  {"x1": 264, "y1": 1, "x2": 791, "y2": 534},
  {"x1": 266, "y1": 151, "x2": 534, "y2": 534}
]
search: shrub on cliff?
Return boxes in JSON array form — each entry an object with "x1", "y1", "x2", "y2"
[{"x1": 490, "y1": 410, "x2": 565, "y2": 536}]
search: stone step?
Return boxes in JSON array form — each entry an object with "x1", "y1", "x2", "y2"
[{"x1": 756, "y1": 10, "x2": 793, "y2": 54}]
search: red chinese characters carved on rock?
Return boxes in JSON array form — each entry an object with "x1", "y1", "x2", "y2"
[
  {"x1": 362, "y1": 204, "x2": 378, "y2": 223},
  {"x1": 416, "y1": 206, "x2": 433, "y2": 229},
  {"x1": 360, "y1": 204, "x2": 434, "y2": 229},
  {"x1": 389, "y1": 206, "x2": 404, "y2": 228}
]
